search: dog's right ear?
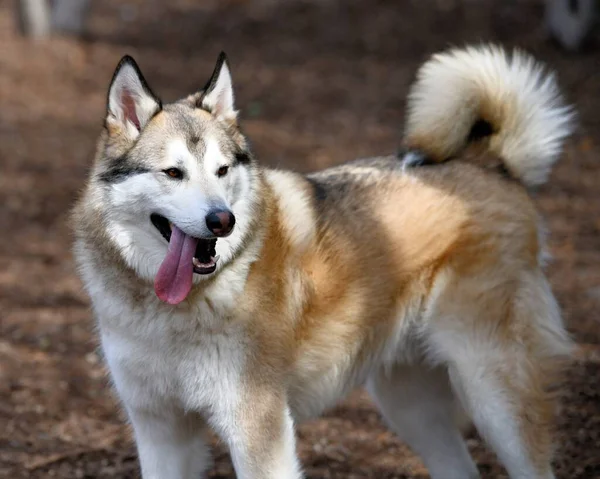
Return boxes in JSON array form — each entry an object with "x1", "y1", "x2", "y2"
[{"x1": 106, "y1": 55, "x2": 162, "y2": 140}]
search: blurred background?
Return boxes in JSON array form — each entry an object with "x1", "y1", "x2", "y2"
[{"x1": 0, "y1": 0, "x2": 599, "y2": 477}]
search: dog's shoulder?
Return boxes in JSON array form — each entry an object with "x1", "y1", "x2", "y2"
[{"x1": 263, "y1": 169, "x2": 317, "y2": 254}]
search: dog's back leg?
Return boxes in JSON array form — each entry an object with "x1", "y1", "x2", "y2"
[
  {"x1": 367, "y1": 364, "x2": 480, "y2": 479},
  {"x1": 426, "y1": 271, "x2": 572, "y2": 479},
  {"x1": 443, "y1": 347, "x2": 559, "y2": 479}
]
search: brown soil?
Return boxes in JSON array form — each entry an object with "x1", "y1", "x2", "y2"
[{"x1": 1, "y1": 1, "x2": 599, "y2": 478}]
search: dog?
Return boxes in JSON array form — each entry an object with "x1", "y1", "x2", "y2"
[{"x1": 72, "y1": 45, "x2": 574, "y2": 479}]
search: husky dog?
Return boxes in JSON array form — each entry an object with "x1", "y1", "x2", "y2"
[{"x1": 73, "y1": 45, "x2": 574, "y2": 479}]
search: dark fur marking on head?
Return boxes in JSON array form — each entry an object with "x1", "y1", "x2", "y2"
[
  {"x1": 468, "y1": 119, "x2": 495, "y2": 142},
  {"x1": 196, "y1": 52, "x2": 229, "y2": 113},
  {"x1": 98, "y1": 155, "x2": 151, "y2": 183},
  {"x1": 108, "y1": 55, "x2": 163, "y2": 115},
  {"x1": 235, "y1": 150, "x2": 251, "y2": 164}
]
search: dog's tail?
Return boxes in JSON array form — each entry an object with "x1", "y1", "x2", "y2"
[{"x1": 403, "y1": 45, "x2": 575, "y2": 188}]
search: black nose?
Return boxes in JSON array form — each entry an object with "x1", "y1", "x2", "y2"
[{"x1": 205, "y1": 210, "x2": 235, "y2": 237}]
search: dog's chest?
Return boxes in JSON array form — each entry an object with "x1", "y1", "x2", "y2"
[{"x1": 98, "y1": 295, "x2": 248, "y2": 414}]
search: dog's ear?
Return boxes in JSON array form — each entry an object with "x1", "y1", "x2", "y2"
[
  {"x1": 106, "y1": 55, "x2": 161, "y2": 140},
  {"x1": 198, "y1": 52, "x2": 236, "y2": 122}
]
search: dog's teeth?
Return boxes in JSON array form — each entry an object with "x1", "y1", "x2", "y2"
[
  {"x1": 168, "y1": 222, "x2": 173, "y2": 231},
  {"x1": 193, "y1": 256, "x2": 218, "y2": 268}
]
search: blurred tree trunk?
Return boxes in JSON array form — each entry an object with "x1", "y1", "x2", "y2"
[
  {"x1": 51, "y1": 0, "x2": 91, "y2": 35},
  {"x1": 15, "y1": 0, "x2": 52, "y2": 38},
  {"x1": 15, "y1": 0, "x2": 91, "y2": 38},
  {"x1": 545, "y1": 0, "x2": 597, "y2": 51}
]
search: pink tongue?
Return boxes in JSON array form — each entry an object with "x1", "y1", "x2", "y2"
[{"x1": 154, "y1": 225, "x2": 199, "y2": 304}]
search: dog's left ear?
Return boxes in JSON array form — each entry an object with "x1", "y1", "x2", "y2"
[{"x1": 199, "y1": 52, "x2": 237, "y2": 122}]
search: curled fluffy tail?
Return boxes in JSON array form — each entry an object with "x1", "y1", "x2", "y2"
[{"x1": 404, "y1": 45, "x2": 575, "y2": 187}]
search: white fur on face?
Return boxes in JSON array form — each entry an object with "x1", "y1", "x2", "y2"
[
  {"x1": 200, "y1": 136, "x2": 260, "y2": 276},
  {"x1": 202, "y1": 137, "x2": 230, "y2": 180},
  {"x1": 104, "y1": 135, "x2": 258, "y2": 283}
]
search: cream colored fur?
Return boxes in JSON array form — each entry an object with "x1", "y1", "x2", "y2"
[{"x1": 405, "y1": 45, "x2": 575, "y2": 187}]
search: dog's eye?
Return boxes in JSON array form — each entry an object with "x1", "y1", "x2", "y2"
[
  {"x1": 164, "y1": 168, "x2": 183, "y2": 179},
  {"x1": 217, "y1": 166, "x2": 229, "y2": 177}
]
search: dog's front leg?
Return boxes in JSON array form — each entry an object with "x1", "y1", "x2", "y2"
[
  {"x1": 218, "y1": 392, "x2": 303, "y2": 479},
  {"x1": 128, "y1": 407, "x2": 211, "y2": 479}
]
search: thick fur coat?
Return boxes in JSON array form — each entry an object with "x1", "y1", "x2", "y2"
[{"x1": 73, "y1": 45, "x2": 574, "y2": 479}]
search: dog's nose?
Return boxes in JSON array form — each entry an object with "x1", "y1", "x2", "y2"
[{"x1": 205, "y1": 210, "x2": 235, "y2": 237}]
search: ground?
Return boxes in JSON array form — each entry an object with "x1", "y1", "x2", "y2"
[{"x1": 0, "y1": 0, "x2": 599, "y2": 477}]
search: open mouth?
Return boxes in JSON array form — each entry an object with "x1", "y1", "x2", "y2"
[{"x1": 150, "y1": 214, "x2": 218, "y2": 275}]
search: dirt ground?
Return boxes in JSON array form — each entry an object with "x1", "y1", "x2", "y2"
[{"x1": 0, "y1": 0, "x2": 599, "y2": 477}]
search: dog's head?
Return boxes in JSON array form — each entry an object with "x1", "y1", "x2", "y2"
[{"x1": 94, "y1": 53, "x2": 260, "y2": 304}]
